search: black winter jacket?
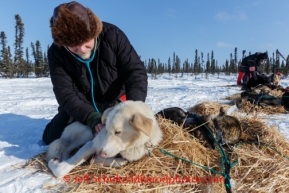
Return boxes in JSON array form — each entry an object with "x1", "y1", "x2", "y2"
[
  {"x1": 242, "y1": 53, "x2": 259, "y2": 68},
  {"x1": 237, "y1": 62, "x2": 245, "y2": 72},
  {"x1": 241, "y1": 53, "x2": 262, "y2": 80},
  {"x1": 48, "y1": 22, "x2": 148, "y2": 124}
]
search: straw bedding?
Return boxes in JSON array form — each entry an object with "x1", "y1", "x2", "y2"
[
  {"x1": 27, "y1": 102, "x2": 289, "y2": 193},
  {"x1": 222, "y1": 89, "x2": 286, "y2": 115},
  {"x1": 189, "y1": 101, "x2": 231, "y2": 116}
]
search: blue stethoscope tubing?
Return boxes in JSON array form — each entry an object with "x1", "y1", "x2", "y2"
[{"x1": 73, "y1": 39, "x2": 100, "y2": 113}]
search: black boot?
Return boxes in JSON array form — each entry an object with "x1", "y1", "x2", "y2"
[{"x1": 241, "y1": 84, "x2": 252, "y2": 92}]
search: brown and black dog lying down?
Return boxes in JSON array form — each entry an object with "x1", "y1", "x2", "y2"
[
  {"x1": 240, "y1": 90, "x2": 282, "y2": 107},
  {"x1": 240, "y1": 84, "x2": 287, "y2": 109},
  {"x1": 259, "y1": 84, "x2": 289, "y2": 112},
  {"x1": 156, "y1": 107, "x2": 256, "y2": 149}
]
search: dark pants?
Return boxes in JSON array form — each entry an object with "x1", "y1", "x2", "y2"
[
  {"x1": 42, "y1": 106, "x2": 73, "y2": 145},
  {"x1": 242, "y1": 68, "x2": 257, "y2": 88},
  {"x1": 42, "y1": 100, "x2": 121, "y2": 145}
]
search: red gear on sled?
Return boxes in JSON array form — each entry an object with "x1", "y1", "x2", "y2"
[
  {"x1": 237, "y1": 72, "x2": 252, "y2": 85},
  {"x1": 275, "y1": 72, "x2": 283, "y2": 79},
  {"x1": 236, "y1": 62, "x2": 252, "y2": 85},
  {"x1": 119, "y1": 94, "x2": 126, "y2": 102}
]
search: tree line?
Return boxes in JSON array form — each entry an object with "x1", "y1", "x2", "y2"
[
  {"x1": 1, "y1": 14, "x2": 289, "y2": 79},
  {"x1": 0, "y1": 14, "x2": 49, "y2": 78},
  {"x1": 145, "y1": 49, "x2": 289, "y2": 79}
]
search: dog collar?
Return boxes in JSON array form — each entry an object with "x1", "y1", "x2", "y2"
[{"x1": 145, "y1": 141, "x2": 155, "y2": 156}]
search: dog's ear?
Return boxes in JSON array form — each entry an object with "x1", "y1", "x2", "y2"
[
  {"x1": 219, "y1": 107, "x2": 226, "y2": 116},
  {"x1": 129, "y1": 112, "x2": 153, "y2": 136},
  {"x1": 101, "y1": 107, "x2": 115, "y2": 124}
]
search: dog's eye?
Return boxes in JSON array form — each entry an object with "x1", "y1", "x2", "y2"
[{"x1": 115, "y1": 131, "x2": 121, "y2": 135}]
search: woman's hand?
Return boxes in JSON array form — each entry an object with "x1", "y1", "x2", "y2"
[{"x1": 94, "y1": 123, "x2": 105, "y2": 136}]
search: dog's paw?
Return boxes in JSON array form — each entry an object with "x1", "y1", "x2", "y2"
[
  {"x1": 114, "y1": 158, "x2": 128, "y2": 167},
  {"x1": 110, "y1": 157, "x2": 128, "y2": 168},
  {"x1": 48, "y1": 158, "x2": 68, "y2": 178},
  {"x1": 48, "y1": 158, "x2": 60, "y2": 171},
  {"x1": 49, "y1": 158, "x2": 60, "y2": 164},
  {"x1": 94, "y1": 156, "x2": 128, "y2": 167},
  {"x1": 52, "y1": 157, "x2": 60, "y2": 161},
  {"x1": 48, "y1": 159, "x2": 61, "y2": 177}
]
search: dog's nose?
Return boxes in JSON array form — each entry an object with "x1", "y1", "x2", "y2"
[{"x1": 99, "y1": 150, "x2": 107, "y2": 158}]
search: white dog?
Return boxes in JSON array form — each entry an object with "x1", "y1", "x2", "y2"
[
  {"x1": 46, "y1": 101, "x2": 163, "y2": 177},
  {"x1": 271, "y1": 72, "x2": 282, "y2": 86}
]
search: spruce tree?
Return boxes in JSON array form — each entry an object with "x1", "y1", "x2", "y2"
[
  {"x1": 7, "y1": 46, "x2": 13, "y2": 77},
  {"x1": 200, "y1": 52, "x2": 204, "y2": 76},
  {"x1": 242, "y1": 50, "x2": 246, "y2": 59},
  {"x1": 172, "y1": 52, "x2": 176, "y2": 74},
  {"x1": 216, "y1": 60, "x2": 220, "y2": 78},
  {"x1": 184, "y1": 58, "x2": 189, "y2": 74},
  {"x1": 167, "y1": 57, "x2": 171, "y2": 75},
  {"x1": 14, "y1": 14, "x2": 25, "y2": 77},
  {"x1": 21, "y1": 47, "x2": 29, "y2": 78},
  {"x1": 234, "y1": 47, "x2": 238, "y2": 72},
  {"x1": 0, "y1": 32, "x2": 8, "y2": 76},
  {"x1": 147, "y1": 59, "x2": 152, "y2": 74},
  {"x1": 225, "y1": 60, "x2": 229, "y2": 75},
  {"x1": 157, "y1": 58, "x2": 163, "y2": 75},
  {"x1": 43, "y1": 52, "x2": 49, "y2": 76},
  {"x1": 33, "y1": 40, "x2": 44, "y2": 77},
  {"x1": 229, "y1": 53, "x2": 233, "y2": 74},
  {"x1": 152, "y1": 58, "x2": 157, "y2": 79},
  {"x1": 211, "y1": 50, "x2": 215, "y2": 74},
  {"x1": 206, "y1": 53, "x2": 210, "y2": 78},
  {"x1": 194, "y1": 49, "x2": 198, "y2": 77},
  {"x1": 0, "y1": 31, "x2": 13, "y2": 78},
  {"x1": 275, "y1": 50, "x2": 280, "y2": 73},
  {"x1": 265, "y1": 56, "x2": 271, "y2": 74},
  {"x1": 175, "y1": 55, "x2": 181, "y2": 73},
  {"x1": 44, "y1": 45, "x2": 50, "y2": 76},
  {"x1": 271, "y1": 52, "x2": 276, "y2": 73}
]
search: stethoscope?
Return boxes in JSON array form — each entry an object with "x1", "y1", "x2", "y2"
[{"x1": 65, "y1": 38, "x2": 100, "y2": 113}]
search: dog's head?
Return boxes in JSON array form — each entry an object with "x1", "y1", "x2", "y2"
[
  {"x1": 202, "y1": 107, "x2": 244, "y2": 144},
  {"x1": 271, "y1": 73, "x2": 281, "y2": 85},
  {"x1": 99, "y1": 101, "x2": 157, "y2": 158},
  {"x1": 156, "y1": 107, "x2": 188, "y2": 125}
]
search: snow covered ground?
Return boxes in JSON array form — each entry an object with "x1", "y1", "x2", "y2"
[{"x1": 0, "y1": 73, "x2": 288, "y2": 192}]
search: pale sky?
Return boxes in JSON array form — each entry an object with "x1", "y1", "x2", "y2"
[{"x1": 1, "y1": 0, "x2": 289, "y2": 65}]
